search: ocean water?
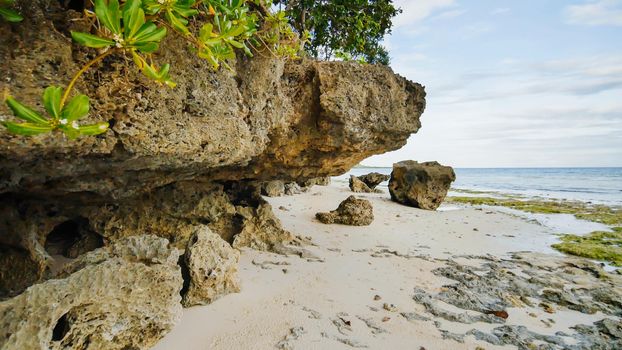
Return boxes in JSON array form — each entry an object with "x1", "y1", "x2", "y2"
[{"x1": 337, "y1": 167, "x2": 622, "y2": 206}]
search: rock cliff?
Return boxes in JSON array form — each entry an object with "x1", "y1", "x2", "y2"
[{"x1": 0, "y1": 2, "x2": 427, "y2": 344}]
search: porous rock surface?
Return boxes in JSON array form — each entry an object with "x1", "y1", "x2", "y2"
[
  {"x1": 0, "y1": 235, "x2": 182, "y2": 350},
  {"x1": 349, "y1": 175, "x2": 380, "y2": 193},
  {"x1": 316, "y1": 196, "x2": 374, "y2": 226},
  {"x1": 389, "y1": 161, "x2": 456, "y2": 210},
  {"x1": 408, "y1": 252, "x2": 622, "y2": 349},
  {"x1": 0, "y1": 1, "x2": 425, "y2": 298},
  {"x1": 358, "y1": 172, "x2": 390, "y2": 189},
  {"x1": 182, "y1": 226, "x2": 240, "y2": 307}
]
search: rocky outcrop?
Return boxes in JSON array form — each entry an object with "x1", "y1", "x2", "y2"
[
  {"x1": 0, "y1": 235, "x2": 182, "y2": 350},
  {"x1": 358, "y1": 172, "x2": 390, "y2": 189},
  {"x1": 182, "y1": 227, "x2": 240, "y2": 307},
  {"x1": 316, "y1": 196, "x2": 374, "y2": 226},
  {"x1": 262, "y1": 181, "x2": 286, "y2": 197},
  {"x1": 0, "y1": 0, "x2": 425, "y2": 342},
  {"x1": 389, "y1": 161, "x2": 455, "y2": 210}
]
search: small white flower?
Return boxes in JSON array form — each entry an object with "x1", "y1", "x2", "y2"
[
  {"x1": 59, "y1": 119, "x2": 68, "y2": 125},
  {"x1": 99, "y1": 124, "x2": 108, "y2": 130},
  {"x1": 71, "y1": 121, "x2": 79, "y2": 129}
]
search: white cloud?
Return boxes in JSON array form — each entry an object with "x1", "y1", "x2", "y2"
[
  {"x1": 491, "y1": 8, "x2": 511, "y2": 15},
  {"x1": 565, "y1": 0, "x2": 622, "y2": 26},
  {"x1": 393, "y1": 0, "x2": 456, "y2": 27}
]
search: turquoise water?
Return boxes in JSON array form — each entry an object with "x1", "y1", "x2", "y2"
[{"x1": 338, "y1": 167, "x2": 622, "y2": 205}]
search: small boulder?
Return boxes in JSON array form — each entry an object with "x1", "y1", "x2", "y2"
[
  {"x1": 316, "y1": 196, "x2": 374, "y2": 226},
  {"x1": 358, "y1": 172, "x2": 390, "y2": 189},
  {"x1": 262, "y1": 180, "x2": 285, "y2": 197},
  {"x1": 349, "y1": 175, "x2": 374, "y2": 193},
  {"x1": 389, "y1": 161, "x2": 456, "y2": 210},
  {"x1": 182, "y1": 226, "x2": 241, "y2": 307}
]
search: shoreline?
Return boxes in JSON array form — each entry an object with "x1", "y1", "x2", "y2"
[{"x1": 153, "y1": 183, "x2": 620, "y2": 349}]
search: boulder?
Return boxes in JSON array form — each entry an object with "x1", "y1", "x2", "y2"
[
  {"x1": 182, "y1": 227, "x2": 241, "y2": 307},
  {"x1": 358, "y1": 172, "x2": 390, "y2": 189},
  {"x1": 262, "y1": 180, "x2": 286, "y2": 197},
  {"x1": 389, "y1": 161, "x2": 456, "y2": 210},
  {"x1": 349, "y1": 175, "x2": 374, "y2": 193},
  {"x1": 316, "y1": 196, "x2": 374, "y2": 226},
  {"x1": 0, "y1": 235, "x2": 182, "y2": 350}
]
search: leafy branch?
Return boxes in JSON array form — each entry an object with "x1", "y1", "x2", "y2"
[{"x1": 2, "y1": 0, "x2": 303, "y2": 138}]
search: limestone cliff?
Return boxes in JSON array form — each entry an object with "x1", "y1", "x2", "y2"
[{"x1": 0, "y1": 0, "x2": 426, "y2": 302}]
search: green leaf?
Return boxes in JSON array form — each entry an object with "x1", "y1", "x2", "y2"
[
  {"x1": 134, "y1": 42, "x2": 159, "y2": 53},
  {"x1": 5, "y1": 96, "x2": 49, "y2": 124},
  {"x1": 78, "y1": 122, "x2": 110, "y2": 136},
  {"x1": 3, "y1": 122, "x2": 53, "y2": 136},
  {"x1": 61, "y1": 94, "x2": 90, "y2": 122},
  {"x1": 133, "y1": 23, "x2": 167, "y2": 43},
  {"x1": 0, "y1": 7, "x2": 22, "y2": 22},
  {"x1": 123, "y1": 0, "x2": 145, "y2": 39},
  {"x1": 165, "y1": 10, "x2": 190, "y2": 35},
  {"x1": 42, "y1": 86, "x2": 63, "y2": 119},
  {"x1": 58, "y1": 124, "x2": 80, "y2": 139},
  {"x1": 71, "y1": 31, "x2": 115, "y2": 48},
  {"x1": 95, "y1": 0, "x2": 121, "y2": 34}
]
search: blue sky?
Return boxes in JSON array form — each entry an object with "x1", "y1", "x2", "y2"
[{"x1": 366, "y1": 0, "x2": 622, "y2": 167}]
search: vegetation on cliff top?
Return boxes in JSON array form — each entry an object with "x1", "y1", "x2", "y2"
[
  {"x1": 1, "y1": 0, "x2": 303, "y2": 138},
  {"x1": 273, "y1": 0, "x2": 401, "y2": 65},
  {"x1": 2, "y1": 0, "x2": 403, "y2": 138}
]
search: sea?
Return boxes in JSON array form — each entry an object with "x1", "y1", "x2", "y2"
[{"x1": 336, "y1": 167, "x2": 622, "y2": 206}]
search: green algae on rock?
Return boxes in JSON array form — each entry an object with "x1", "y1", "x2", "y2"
[
  {"x1": 552, "y1": 227, "x2": 622, "y2": 266},
  {"x1": 446, "y1": 196, "x2": 622, "y2": 226}
]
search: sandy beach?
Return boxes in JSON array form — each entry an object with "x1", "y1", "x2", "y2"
[{"x1": 153, "y1": 182, "x2": 615, "y2": 350}]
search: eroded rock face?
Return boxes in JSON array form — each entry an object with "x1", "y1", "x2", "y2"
[
  {"x1": 389, "y1": 161, "x2": 456, "y2": 210},
  {"x1": 182, "y1": 226, "x2": 240, "y2": 307},
  {"x1": 0, "y1": 235, "x2": 182, "y2": 350},
  {"x1": 316, "y1": 196, "x2": 374, "y2": 226},
  {"x1": 0, "y1": 2, "x2": 425, "y2": 199},
  {"x1": 0, "y1": 181, "x2": 292, "y2": 298}
]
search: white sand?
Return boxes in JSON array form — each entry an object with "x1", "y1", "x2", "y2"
[{"x1": 152, "y1": 183, "x2": 603, "y2": 350}]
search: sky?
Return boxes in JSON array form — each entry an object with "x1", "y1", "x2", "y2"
[{"x1": 364, "y1": 0, "x2": 622, "y2": 168}]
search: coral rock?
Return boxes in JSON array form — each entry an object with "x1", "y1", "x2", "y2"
[
  {"x1": 262, "y1": 181, "x2": 286, "y2": 197},
  {"x1": 182, "y1": 226, "x2": 241, "y2": 307},
  {"x1": 316, "y1": 196, "x2": 374, "y2": 226},
  {"x1": 389, "y1": 161, "x2": 456, "y2": 210},
  {"x1": 0, "y1": 235, "x2": 182, "y2": 350},
  {"x1": 358, "y1": 172, "x2": 390, "y2": 189}
]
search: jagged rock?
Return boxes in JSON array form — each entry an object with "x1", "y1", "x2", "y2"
[
  {"x1": 301, "y1": 177, "x2": 331, "y2": 187},
  {"x1": 389, "y1": 161, "x2": 456, "y2": 210},
  {"x1": 0, "y1": 235, "x2": 182, "y2": 350},
  {"x1": 262, "y1": 181, "x2": 286, "y2": 197},
  {"x1": 316, "y1": 196, "x2": 374, "y2": 226},
  {"x1": 182, "y1": 226, "x2": 240, "y2": 307},
  {"x1": 350, "y1": 175, "x2": 372, "y2": 193},
  {"x1": 358, "y1": 172, "x2": 390, "y2": 189},
  {"x1": 232, "y1": 202, "x2": 294, "y2": 250},
  {"x1": 285, "y1": 182, "x2": 307, "y2": 196}
]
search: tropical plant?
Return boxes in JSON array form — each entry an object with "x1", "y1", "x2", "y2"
[
  {"x1": 3, "y1": 87, "x2": 108, "y2": 138},
  {"x1": 0, "y1": 0, "x2": 22, "y2": 22},
  {"x1": 2, "y1": 0, "x2": 305, "y2": 138}
]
